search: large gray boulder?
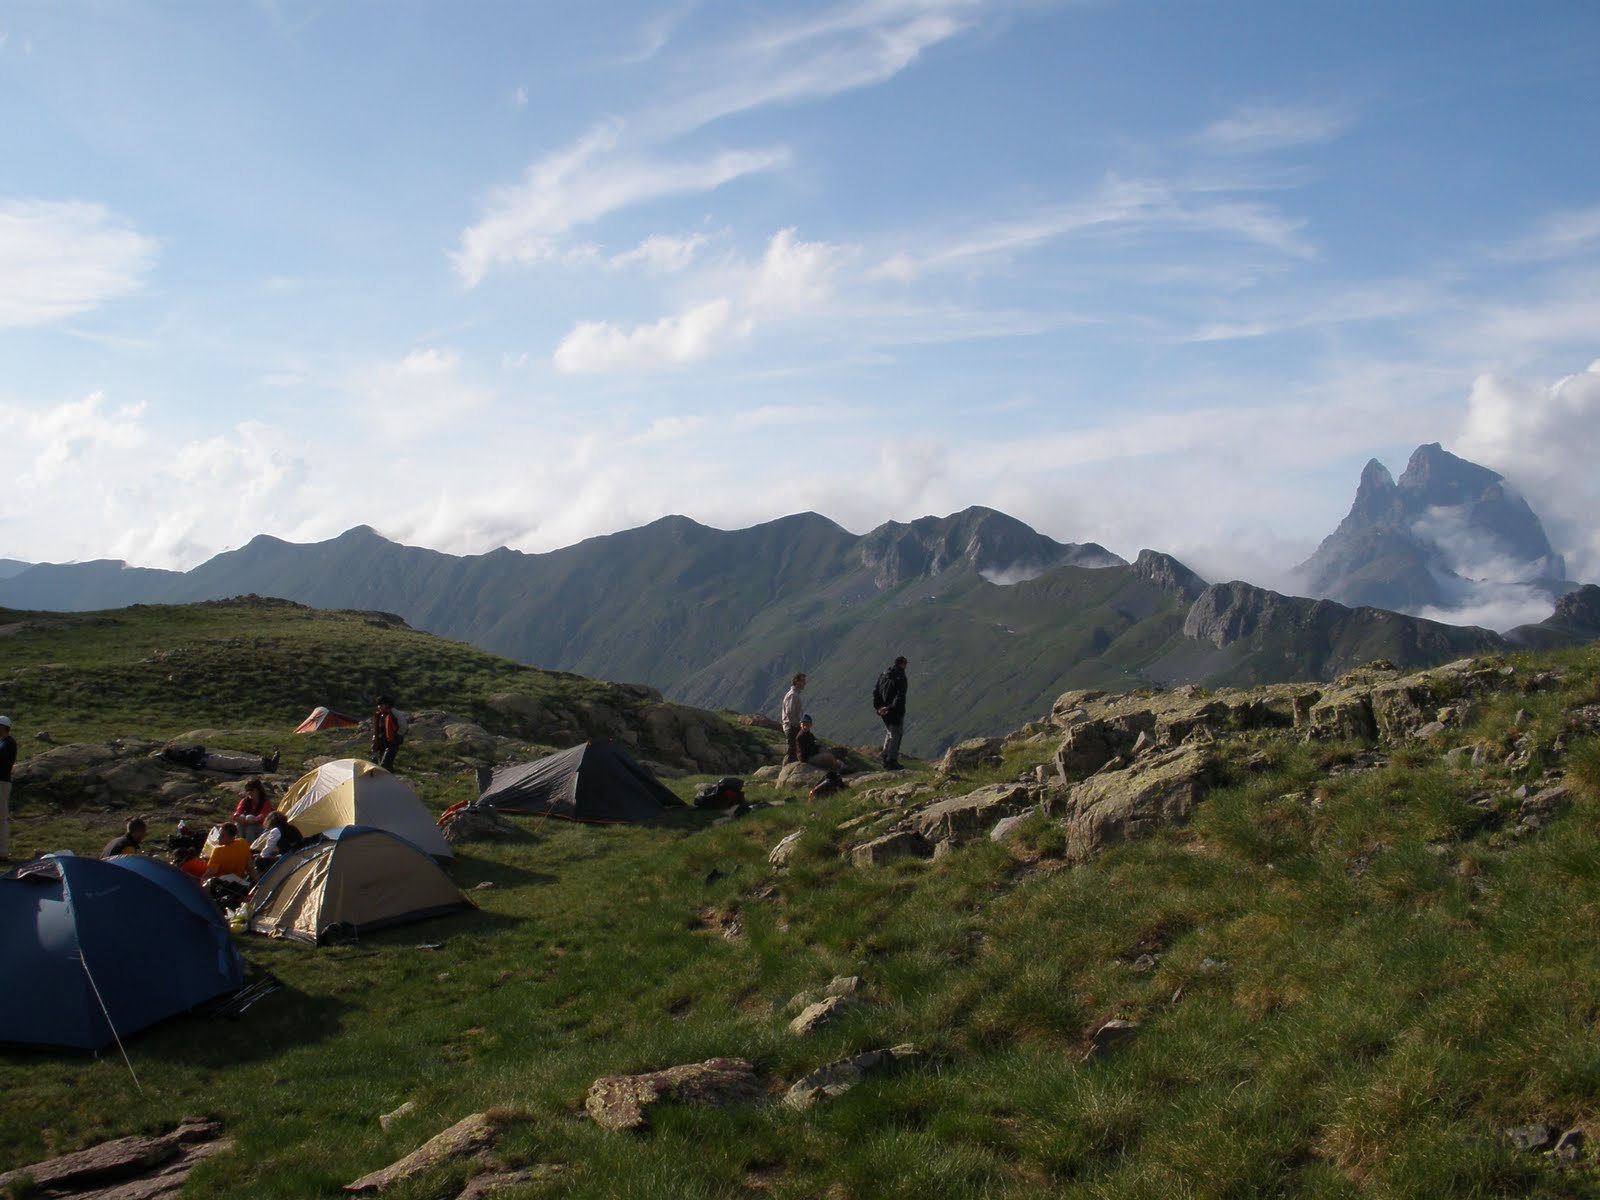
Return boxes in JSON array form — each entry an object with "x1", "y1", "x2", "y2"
[{"x1": 1061, "y1": 745, "x2": 1217, "y2": 863}]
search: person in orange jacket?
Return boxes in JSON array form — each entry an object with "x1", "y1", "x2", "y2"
[{"x1": 372, "y1": 695, "x2": 402, "y2": 771}]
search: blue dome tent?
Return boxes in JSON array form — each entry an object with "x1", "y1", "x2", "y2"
[{"x1": 0, "y1": 853, "x2": 244, "y2": 1051}]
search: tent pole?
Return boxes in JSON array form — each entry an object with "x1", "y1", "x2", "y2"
[{"x1": 79, "y1": 953, "x2": 145, "y2": 1097}]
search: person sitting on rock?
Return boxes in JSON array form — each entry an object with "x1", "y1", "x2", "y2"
[
  {"x1": 100, "y1": 817, "x2": 147, "y2": 858},
  {"x1": 796, "y1": 715, "x2": 845, "y2": 774}
]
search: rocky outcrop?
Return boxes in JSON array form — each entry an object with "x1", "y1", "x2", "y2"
[{"x1": 1060, "y1": 745, "x2": 1217, "y2": 863}]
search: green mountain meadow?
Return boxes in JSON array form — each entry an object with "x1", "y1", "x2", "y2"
[{"x1": 4, "y1": 601, "x2": 1600, "y2": 1196}]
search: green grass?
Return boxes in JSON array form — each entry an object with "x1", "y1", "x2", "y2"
[{"x1": 4, "y1": 606, "x2": 1600, "y2": 1196}]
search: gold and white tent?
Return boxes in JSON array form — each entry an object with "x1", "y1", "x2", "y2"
[
  {"x1": 246, "y1": 826, "x2": 470, "y2": 945},
  {"x1": 278, "y1": 759, "x2": 453, "y2": 860}
]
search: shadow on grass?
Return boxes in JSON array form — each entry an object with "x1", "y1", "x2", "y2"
[{"x1": 449, "y1": 857, "x2": 559, "y2": 888}]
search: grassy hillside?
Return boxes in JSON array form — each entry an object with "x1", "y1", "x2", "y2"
[
  {"x1": 0, "y1": 598, "x2": 769, "y2": 780},
  {"x1": 4, "y1": 607, "x2": 1600, "y2": 1196}
]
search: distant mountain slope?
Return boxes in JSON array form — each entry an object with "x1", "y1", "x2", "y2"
[
  {"x1": 0, "y1": 559, "x2": 33, "y2": 581},
  {"x1": 1294, "y1": 442, "x2": 1575, "y2": 613},
  {"x1": 3, "y1": 508, "x2": 1595, "y2": 751}
]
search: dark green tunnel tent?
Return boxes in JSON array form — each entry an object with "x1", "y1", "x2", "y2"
[{"x1": 474, "y1": 740, "x2": 681, "y2": 823}]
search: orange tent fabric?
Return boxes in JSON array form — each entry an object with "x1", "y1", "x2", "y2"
[{"x1": 294, "y1": 706, "x2": 360, "y2": 734}]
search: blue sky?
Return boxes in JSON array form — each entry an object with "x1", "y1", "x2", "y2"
[{"x1": 5, "y1": 0, "x2": 1600, "y2": 608}]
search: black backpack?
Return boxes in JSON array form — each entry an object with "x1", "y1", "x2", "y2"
[{"x1": 873, "y1": 671, "x2": 894, "y2": 711}]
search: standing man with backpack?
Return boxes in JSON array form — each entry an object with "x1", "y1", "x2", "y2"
[
  {"x1": 873, "y1": 656, "x2": 909, "y2": 770},
  {"x1": 372, "y1": 695, "x2": 405, "y2": 771}
]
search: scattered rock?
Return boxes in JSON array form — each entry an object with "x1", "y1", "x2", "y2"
[
  {"x1": 937, "y1": 737, "x2": 1003, "y2": 776},
  {"x1": 776, "y1": 761, "x2": 830, "y2": 790},
  {"x1": 346, "y1": 1111, "x2": 524, "y2": 1192},
  {"x1": 768, "y1": 829, "x2": 806, "y2": 869},
  {"x1": 378, "y1": 1100, "x2": 416, "y2": 1130},
  {"x1": 909, "y1": 783, "x2": 1036, "y2": 843},
  {"x1": 989, "y1": 811, "x2": 1032, "y2": 843},
  {"x1": 848, "y1": 830, "x2": 931, "y2": 867},
  {"x1": 784, "y1": 976, "x2": 864, "y2": 1013},
  {"x1": 1505, "y1": 1123, "x2": 1558, "y2": 1153},
  {"x1": 585, "y1": 1058, "x2": 764, "y2": 1132},
  {"x1": 785, "y1": 1044, "x2": 920, "y2": 1110},
  {"x1": 0, "y1": 1117, "x2": 232, "y2": 1200},
  {"x1": 1553, "y1": 1128, "x2": 1587, "y2": 1164},
  {"x1": 789, "y1": 994, "x2": 857, "y2": 1036},
  {"x1": 457, "y1": 1166, "x2": 567, "y2": 1199}
]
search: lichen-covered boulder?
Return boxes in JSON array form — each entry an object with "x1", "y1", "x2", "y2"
[
  {"x1": 1061, "y1": 745, "x2": 1217, "y2": 863},
  {"x1": 937, "y1": 737, "x2": 1003, "y2": 776}
]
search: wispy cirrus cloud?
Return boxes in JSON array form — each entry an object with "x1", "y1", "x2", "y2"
[
  {"x1": 650, "y1": 0, "x2": 985, "y2": 137},
  {"x1": 871, "y1": 173, "x2": 1313, "y2": 281},
  {"x1": 1495, "y1": 203, "x2": 1600, "y2": 262},
  {"x1": 1193, "y1": 102, "x2": 1351, "y2": 154},
  {"x1": 0, "y1": 200, "x2": 157, "y2": 328},
  {"x1": 452, "y1": 120, "x2": 787, "y2": 285},
  {"x1": 605, "y1": 231, "x2": 711, "y2": 274}
]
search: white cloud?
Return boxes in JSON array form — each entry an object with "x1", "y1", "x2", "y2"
[
  {"x1": 1456, "y1": 362, "x2": 1600, "y2": 584},
  {"x1": 653, "y1": 0, "x2": 984, "y2": 136},
  {"x1": 1194, "y1": 103, "x2": 1350, "y2": 154},
  {"x1": 452, "y1": 119, "x2": 787, "y2": 285},
  {"x1": 876, "y1": 173, "x2": 1313, "y2": 280},
  {"x1": 606, "y1": 232, "x2": 709, "y2": 274},
  {"x1": 0, "y1": 200, "x2": 157, "y2": 327},
  {"x1": 553, "y1": 228, "x2": 851, "y2": 373},
  {"x1": 1498, "y1": 203, "x2": 1600, "y2": 262},
  {"x1": 553, "y1": 299, "x2": 742, "y2": 373},
  {"x1": 398, "y1": 347, "x2": 460, "y2": 375},
  {"x1": 15, "y1": 391, "x2": 148, "y2": 487},
  {"x1": 359, "y1": 347, "x2": 493, "y2": 439}
]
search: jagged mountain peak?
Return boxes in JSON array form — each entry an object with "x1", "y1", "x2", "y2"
[
  {"x1": 1295, "y1": 443, "x2": 1572, "y2": 621},
  {"x1": 859, "y1": 506, "x2": 1123, "y2": 589},
  {"x1": 1131, "y1": 550, "x2": 1209, "y2": 602}
]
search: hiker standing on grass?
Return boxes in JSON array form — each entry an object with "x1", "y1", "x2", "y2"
[
  {"x1": 873, "y1": 656, "x2": 909, "y2": 770},
  {"x1": 372, "y1": 695, "x2": 402, "y2": 771},
  {"x1": 0, "y1": 715, "x2": 14, "y2": 860},
  {"x1": 780, "y1": 672, "x2": 807, "y2": 764}
]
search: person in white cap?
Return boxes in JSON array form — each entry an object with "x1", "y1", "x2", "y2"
[{"x1": 0, "y1": 716, "x2": 14, "y2": 859}]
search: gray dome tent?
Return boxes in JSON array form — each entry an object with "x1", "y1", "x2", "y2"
[{"x1": 474, "y1": 740, "x2": 681, "y2": 823}]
